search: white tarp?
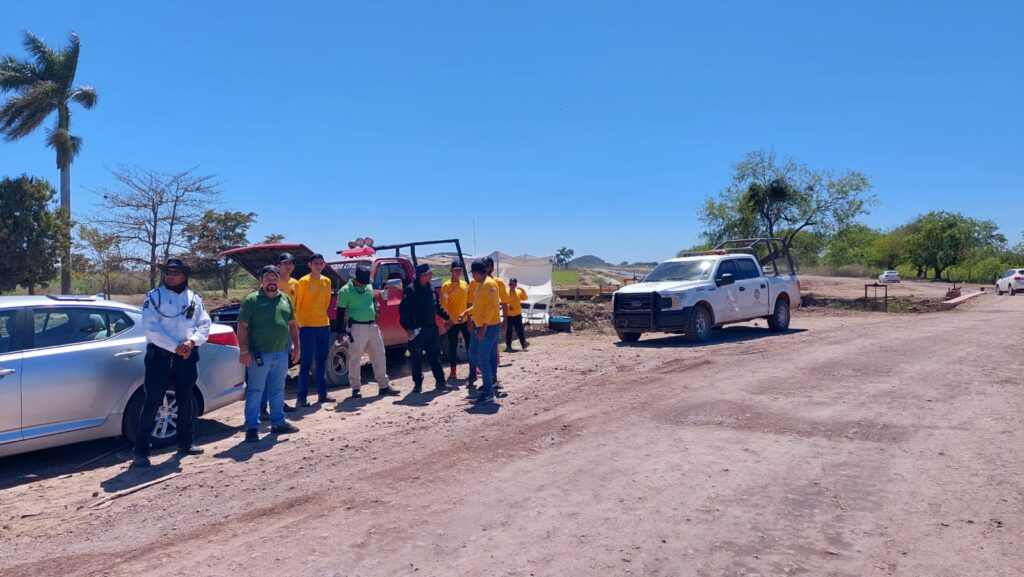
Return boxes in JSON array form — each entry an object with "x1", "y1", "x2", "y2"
[{"x1": 485, "y1": 252, "x2": 554, "y2": 324}]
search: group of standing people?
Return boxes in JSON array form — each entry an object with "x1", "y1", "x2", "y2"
[{"x1": 130, "y1": 250, "x2": 532, "y2": 465}]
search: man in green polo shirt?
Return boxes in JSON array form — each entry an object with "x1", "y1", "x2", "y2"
[
  {"x1": 238, "y1": 265, "x2": 301, "y2": 442},
  {"x1": 335, "y1": 265, "x2": 400, "y2": 399}
]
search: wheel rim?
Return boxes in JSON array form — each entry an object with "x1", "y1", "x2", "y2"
[
  {"x1": 152, "y1": 392, "x2": 178, "y2": 439},
  {"x1": 695, "y1": 312, "x2": 709, "y2": 337},
  {"x1": 332, "y1": 349, "x2": 348, "y2": 376},
  {"x1": 779, "y1": 303, "x2": 790, "y2": 326}
]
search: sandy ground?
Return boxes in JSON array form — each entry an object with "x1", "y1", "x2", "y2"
[
  {"x1": 1, "y1": 294, "x2": 1021, "y2": 577},
  {"x1": 798, "y1": 275, "x2": 977, "y2": 300}
]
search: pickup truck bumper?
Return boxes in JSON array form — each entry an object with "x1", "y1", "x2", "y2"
[{"x1": 613, "y1": 306, "x2": 694, "y2": 332}]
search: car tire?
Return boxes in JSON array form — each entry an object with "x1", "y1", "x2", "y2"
[
  {"x1": 326, "y1": 340, "x2": 350, "y2": 386},
  {"x1": 996, "y1": 284, "x2": 1003, "y2": 295},
  {"x1": 683, "y1": 305, "x2": 712, "y2": 343},
  {"x1": 767, "y1": 297, "x2": 791, "y2": 332},
  {"x1": 617, "y1": 331, "x2": 641, "y2": 343},
  {"x1": 439, "y1": 331, "x2": 470, "y2": 362},
  {"x1": 123, "y1": 388, "x2": 199, "y2": 449},
  {"x1": 1011, "y1": 286, "x2": 1017, "y2": 296}
]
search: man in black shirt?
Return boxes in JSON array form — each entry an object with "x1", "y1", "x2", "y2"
[{"x1": 399, "y1": 263, "x2": 451, "y2": 393}]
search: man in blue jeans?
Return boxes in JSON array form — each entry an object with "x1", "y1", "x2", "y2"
[
  {"x1": 458, "y1": 260, "x2": 503, "y2": 404},
  {"x1": 238, "y1": 265, "x2": 301, "y2": 442}
]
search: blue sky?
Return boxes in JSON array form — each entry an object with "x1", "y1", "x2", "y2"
[{"x1": 1, "y1": 1, "x2": 1021, "y2": 263}]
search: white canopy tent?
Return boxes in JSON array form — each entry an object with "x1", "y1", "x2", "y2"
[{"x1": 485, "y1": 252, "x2": 554, "y2": 325}]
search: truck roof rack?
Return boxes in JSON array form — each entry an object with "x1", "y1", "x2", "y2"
[
  {"x1": 680, "y1": 238, "x2": 795, "y2": 275},
  {"x1": 348, "y1": 238, "x2": 466, "y2": 268}
]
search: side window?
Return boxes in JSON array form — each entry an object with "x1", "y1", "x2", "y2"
[
  {"x1": 373, "y1": 263, "x2": 408, "y2": 289},
  {"x1": 716, "y1": 260, "x2": 738, "y2": 279},
  {"x1": 31, "y1": 308, "x2": 133, "y2": 349},
  {"x1": 0, "y1": 310, "x2": 18, "y2": 354},
  {"x1": 735, "y1": 258, "x2": 761, "y2": 280}
]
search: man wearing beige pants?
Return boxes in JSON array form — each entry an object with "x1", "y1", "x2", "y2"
[{"x1": 335, "y1": 265, "x2": 401, "y2": 399}]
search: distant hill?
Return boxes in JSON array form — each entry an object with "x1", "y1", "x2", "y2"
[{"x1": 569, "y1": 254, "x2": 608, "y2": 268}]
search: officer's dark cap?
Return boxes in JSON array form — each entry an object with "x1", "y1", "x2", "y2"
[
  {"x1": 470, "y1": 260, "x2": 487, "y2": 274},
  {"x1": 354, "y1": 265, "x2": 371, "y2": 285},
  {"x1": 278, "y1": 252, "x2": 295, "y2": 263}
]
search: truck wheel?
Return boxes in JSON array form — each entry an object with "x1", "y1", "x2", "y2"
[
  {"x1": 684, "y1": 305, "x2": 712, "y2": 343},
  {"x1": 440, "y1": 332, "x2": 470, "y2": 362},
  {"x1": 767, "y1": 297, "x2": 791, "y2": 332},
  {"x1": 617, "y1": 331, "x2": 641, "y2": 343},
  {"x1": 123, "y1": 388, "x2": 198, "y2": 448},
  {"x1": 326, "y1": 340, "x2": 350, "y2": 386}
]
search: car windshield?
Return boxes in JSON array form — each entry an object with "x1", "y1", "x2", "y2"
[{"x1": 644, "y1": 259, "x2": 715, "y2": 282}]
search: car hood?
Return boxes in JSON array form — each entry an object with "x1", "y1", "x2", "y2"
[
  {"x1": 615, "y1": 279, "x2": 710, "y2": 295},
  {"x1": 222, "y1": 243, "x2": 343, "y2": 285}
]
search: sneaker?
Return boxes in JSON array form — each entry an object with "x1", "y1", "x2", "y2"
[
  {"x1": 379, "y1": 386, "x2": 401, "y2": 397},
  {"x1": 131, "y1": 455, "x2": 151, "y2": 468},
  {"x1": 271, "y1": 423, "x2": 300, "y2": 435},
  {"x1": 350, "y1": 389, "x2": 362, "y2": 399},
  {"x1": 245, "y1": 429, "x2": 259, "y2": 443},
  {"x1": 504, "y1": 346, "x2": 514, "y2": 353},
  {"x1": 283, "y1": 404, "x2": 297, "y2": 413},
  {"x1": 474, "y1": 393, "x2": 496, "y2": 405},
  {"x1": 176, "y1": 445, "x2": 204, "y2": 456},
  {"x1": 318, "y1": 395, "x2": 337, "y2": 403},
  {"x1": 435, "y1": 382, "x2": 449, "y2": 391},
  {"x1": 412, "y1": 383, "x2": 423, "y2": 394},
  {"x1": 297, "y1": 400, "x2": 312, "y2": 408},
  {"x1": 494, "y1": 381, "x2": 503, "y2": 390}
]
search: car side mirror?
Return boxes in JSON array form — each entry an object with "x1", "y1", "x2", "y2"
[{"x1": 716, "y1": 273, "x2": 735, "y2": 287}]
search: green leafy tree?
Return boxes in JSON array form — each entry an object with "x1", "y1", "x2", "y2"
[
  {"x1": 868, "y1": 227, "x2": 910, "y2": 270},
  {"x1": 555, "y1": 246, "x2": 575, "y2": 269},
  {"x1": 184, "y1": 210, "x2": 257, "y2": 297},
  {"x1": 700, "y1": 149, "x2": 876, "y2": 249},
  {"x1": 262, "y1": 233, "x2": 285, "y2": 244},
  {"x1": 904, "y1": 211, "x2": 1005, "y2": 280},
  {"x1": 0, "y1": 175, "x2": 71, "y2": 294},
  {"x1": 1, "y1": 31, "x2": 98, "y2": 294},
  {"x1": 822, "y1": 224, "x2": 882, "y2": 268}
]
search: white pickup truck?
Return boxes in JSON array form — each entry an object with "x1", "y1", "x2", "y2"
[{"x1": 611, "y1": 239, "x2": 801, "y2": 343}]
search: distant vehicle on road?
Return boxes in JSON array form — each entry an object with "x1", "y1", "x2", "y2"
[
  {"x1": 995, "y1": 268, "x2": 1024, "y2": 295},
  {"x1": 611, "y1": 239, "x2": 801, "y2": 343},
  {"x1": 878, "y1": 270, "x2": 901, "y2": 283},
  {"x1": 0, "y1": 295, "x2": 245, "y2": 458}
]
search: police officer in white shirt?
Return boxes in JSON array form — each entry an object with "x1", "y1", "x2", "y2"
[{"x1": 132, "y1": 258, "x2": 212, "y2": 467}]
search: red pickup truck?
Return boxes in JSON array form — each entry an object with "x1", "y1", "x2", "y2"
[{"x1": 222, "y1": 239, "x2": 467, "y2": 387}]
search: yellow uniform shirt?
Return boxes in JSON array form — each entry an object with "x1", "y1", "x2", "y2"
[
  {"x1": 466, "y1": 276, "x2": 501, "y2": 327},
  {"x1": 507, "y1": 287, "x2": 528, "y2": 317},
  {"x1": 294, "y1": 274, "x2": 332, "y2": 328},
  {"x1": 440, "y1": 278, "x2": 469, "y2": 320},
  {"x1": 283, "y1": 277, "x2": 299, "y2": 305},
  {"x1": 468, "y1": 276, "x2": 508, "y2": 306}
]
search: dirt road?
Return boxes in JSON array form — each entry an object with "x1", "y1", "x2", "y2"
[{"x1": 2, "y1": 295, "x2": 1021, "y2": 576}]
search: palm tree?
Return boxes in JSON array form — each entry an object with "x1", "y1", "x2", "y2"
[{"x1": 0, "y1": 31, "x2": 97, "y2": 294}]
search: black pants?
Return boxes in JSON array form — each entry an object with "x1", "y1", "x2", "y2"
[
  {"x1": 409, "y1": 325, "x2": 446, "y2": 387},
  {"x1": 135, "y1": 345, "x2": 199, "y2": 457},
  {"x1": 447, "y1": 322, "x2": 470, "y2": 369},
  {"x1": 506, "y1": 315, "x2": 527, "y2": 349}
]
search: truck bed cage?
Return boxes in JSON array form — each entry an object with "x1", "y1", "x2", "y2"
[
  {"x1": 681, "y1": 238, "x2": 795, "y2": 276},
  {"x1": 349, "y1": 239, "x2": 466, "y2": 269}
]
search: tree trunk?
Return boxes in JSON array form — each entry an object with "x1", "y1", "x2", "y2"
[
  {"x1": 27, "y1": 284, "x2": 36, "y2": 295},
  {"x1": 222, "y1": 257, "x2": 230, "y2": 298},
  {"x1": 60, "y1": 165, "x2": 72, "y2": 294},
  {"x1": 149, "y1": 244, "x2": 158, "y2": 289}
]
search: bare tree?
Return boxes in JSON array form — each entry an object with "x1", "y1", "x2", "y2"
[
  {"x1": 76, "y1": 224, "x2": 128, "y2": 296},
  {"x1": 89, "y1": 166, "x2": 221, "y2": 289}
]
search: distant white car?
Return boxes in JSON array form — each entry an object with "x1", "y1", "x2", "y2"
[
  {"x1": 878, "y1": 270, "x2": 901, "y2": 283},
  {"x1": 995, "y1": 268, "x2": 1024, "y2": 296}
]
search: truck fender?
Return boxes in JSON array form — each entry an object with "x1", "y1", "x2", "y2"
[{"x1": 694, "y1": 300, "x2": 716, "y2": 325}]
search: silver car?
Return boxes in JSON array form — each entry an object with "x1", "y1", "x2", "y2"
[{"x1": 0, "y1": 295, "x2": 245, "y2": 458}]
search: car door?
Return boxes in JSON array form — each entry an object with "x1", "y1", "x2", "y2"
[
  {"x1": 373, "y1": 261, "x2": 410, "y2": 346},
  {"x1": 734, "y1": 257, "x2": 769, "y2": 319},
  {"x1": 0, "y1": 308, "x2": 25, "y2": 446},
  {"x1": 713, "y1": 260, "x2": 742, "y2": 323},
  {"x1": 19, "y1": 306, "x2": 145, "y2": 441}
]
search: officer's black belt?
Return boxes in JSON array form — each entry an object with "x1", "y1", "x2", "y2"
[
  {"x1": 349, "y1": 320, "x2": 375, "y2": 325},
  {"x1": 147, "y1": 343, "x2": 177, "y2": 357}
]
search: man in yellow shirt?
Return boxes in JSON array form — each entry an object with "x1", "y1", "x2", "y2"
[
  {"x1": 294, "y1": 253, "x2": 335, "y2": 406},
  {"x1": 458, "y1": 260, "x2": 503, "y2": 404},
  {"x1": 504, "y1": 278, "x2": 529, "y2": 352},
  {"x1": 439, "y1": 261, "x2": 470, "y2": 380}
]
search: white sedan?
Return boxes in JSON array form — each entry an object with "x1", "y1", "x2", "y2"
[
  {"x1": 995, "y1": 269, "x2": 1024, "y2": 295},
  {"x1": 878, "y1": 270, "x2": 901, "y2": 283}
]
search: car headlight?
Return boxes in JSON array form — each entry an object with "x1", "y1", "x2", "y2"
[{"x1": 659, "y1": 294, "x2": 685, "y2": 310}]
